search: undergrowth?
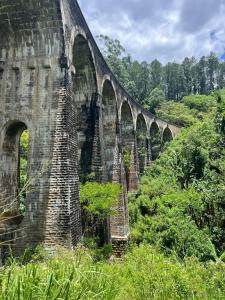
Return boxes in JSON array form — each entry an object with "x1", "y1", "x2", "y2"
[{"x1": 1, "y1": 245, "x2": 225, "y2": 300}]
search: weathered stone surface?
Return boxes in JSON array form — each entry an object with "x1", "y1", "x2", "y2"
[{"x1": 0, "y1": 0, "x2": 181, "y2": 257}]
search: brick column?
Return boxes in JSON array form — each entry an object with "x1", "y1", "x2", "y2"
[
  {"x1": 146, "y1": 138, "x2": 152, "y2": 166},
  {"x1": 91, "y1": 94, "x2": 105, "y2": 183},
  {"x1": 44, "y1": 74, "x2": 81, "y2": 250},
  {"x1": 127, "y1": 131, "x2": 139, "y2": 191}
]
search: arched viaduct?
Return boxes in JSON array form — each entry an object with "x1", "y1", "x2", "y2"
[{"x1": 0, "y1": 0, "x2": 181, "y2": 256}]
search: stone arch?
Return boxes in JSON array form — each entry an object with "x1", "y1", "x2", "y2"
[
  {"x1": 72, "y1": 34, "x2": 98, "y2": 182},
  {"x1": 1, "y1": 120, "x2": 30, "y2": 217},
  {"x1": 162, "y1": 126, "x2": 173, "y2": 148},
  {"x1": 120, "y1": 101, "x2": 135, "y2": 190},
  {"x1": 120, "y1": 101, "x2": 134, "y2": 139},
  {"x1": 136, "y1": 114, "x2": 147, "y2": 173},
  {"x1": 102, "y1": 79, "x2": 118, "y2": 181},
  {"x1": 150, "y1": 121, "x2": 161, "y2": 160}
]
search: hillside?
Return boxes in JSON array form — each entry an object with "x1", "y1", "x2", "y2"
[
  {"x1": 1, "y1": 91, "x2": 225, "y2": 299},
  {"x1": 129, "y1": 90, "x2": 225, "y2": 261}
]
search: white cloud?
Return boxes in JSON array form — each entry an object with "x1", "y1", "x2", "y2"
[{"x1": 78, "y1": 0, "x2": 225, "y2": 64}]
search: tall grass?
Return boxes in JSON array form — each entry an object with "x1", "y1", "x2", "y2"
[{"x1": 0, "y1": 245, "x2": 225, "y2": 299}]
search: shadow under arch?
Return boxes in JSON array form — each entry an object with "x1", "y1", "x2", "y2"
[
  {"x1": 120, "y1": 101, "x2": 135, "y2": 190},
  {"x1": 150, "y1": 121, "x2": 161, "y2": 161},
  {"x1": 72, "y1": 34, "x2": 98, "y2": 183},
  {"x1": 0, "y1": 121, "x2": 30, "y2": 262},
  {"x1": 162, "y1": 126, "x2": 173, "y2": 149},
  {"x1": 102, "y1": 79, "x2": 118, "y2": 181},
  {"x1": 136, "y1": 114, "x2": 147, "y2": 173},
  {"x1": 1, "y1": 121, "x2": 29, "y2": 211}
]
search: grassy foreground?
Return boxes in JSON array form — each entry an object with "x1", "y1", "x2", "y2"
[{"x1": 1, "y1": 245, "x2": 225, "y2": 300}]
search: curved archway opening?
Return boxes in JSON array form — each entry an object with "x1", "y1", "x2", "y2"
[
  {"x1": 136, "y1": 114, "x2": 147, "y2": 173},
  {"x1": 102, "y1": 80, "x2": 117, "y2": 181},
  {"x1": 1, "y1": 121, "x2": 30, "y2": 216},
  {"x1": 72, "y1": 34, "x2": 98, "y2": 183},
  {"x1": 121, "y1": 102, "x2": 135, "y2": 190},
  {"x1": 150, "y1": 121, "x2": 161, "y2": 161},
  {"x1": 162, "y1": 127, "x2": 173, "y2": 149}
]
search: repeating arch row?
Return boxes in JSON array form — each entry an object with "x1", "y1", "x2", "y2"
[
  {"x1": 70, "y1": 34, "x2": 175, "y2": 134},
  {"x1": 70, "y1": 32, "x2": 174, "y2": 186}
]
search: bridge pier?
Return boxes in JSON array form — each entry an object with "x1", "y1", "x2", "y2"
[
  {"x1": 126, "y1": 138, "x2": 140, "y2": 192},
  {"x1": 90, "y1": 98, "x2": 105, "y2": 183},
  {"x1": 43, "y1": 80, "x2": 82, "y2": 251},
  {"x1": 146, "y1": 138, "x2": 152, "y2": 166}
]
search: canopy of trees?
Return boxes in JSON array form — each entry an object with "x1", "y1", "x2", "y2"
[{"x1": 98, "y1": 35, "x2": 225, "y2": 113}]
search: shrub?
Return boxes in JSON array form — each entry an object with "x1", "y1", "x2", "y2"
[
  {"x1": 183, "y1": 94, "x2": 216, "y2": 112},
  {"x1": 80, "y1": 182, "x2": 121, "y2": 220},
  {"x1": 156, "y1": 101, "x2": 198, "y2": 127}
]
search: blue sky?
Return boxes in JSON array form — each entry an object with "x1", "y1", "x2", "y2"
[{"x1": 78, "y1": 0, "x2": 225, "y2": 64}]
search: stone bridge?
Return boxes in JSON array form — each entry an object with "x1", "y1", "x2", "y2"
[{"x1": 0, "y1": 0, "x2": 180, "y2": 256}]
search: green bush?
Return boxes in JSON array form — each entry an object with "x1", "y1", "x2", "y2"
[
  {"x1": 156, "y1": 101, "x2": 198, "y2": 127},
  {"x1": 80, "y1": 182, "x2": 121, "y2": 220},
  {"x1": 183, "y1": 94, "x2": 216, "y2": 112}
]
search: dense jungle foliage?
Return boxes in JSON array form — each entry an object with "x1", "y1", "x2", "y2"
[{"x1": 130, "y1": 90, "x2": 225, "y2": 262}]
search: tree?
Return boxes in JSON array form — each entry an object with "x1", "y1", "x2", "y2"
[
  {"x1": 146, "y1": 87, "x2": 165, "y2": 114},
  {"x1": 164, "y1": 62, "x2": 181, "y2": 100},
  {"x1": 150, "y1": 59, "x2": 162, "y2": 90},
  {"x1": 206, "y1": 52, "x2": 219, "y2": 92},
  {"x1": 97, "y1": 35, "x2": 128, "y2": 86},
  {"x1": 19, "y1": 130, "x2": 29, "y2": 214},
  {"x1": 196, "y1": 56, "x2": 207, "y2": 94},
  {"x1": 97, "y1": 35, "x2": 225, "y2": 108},
  {"x1": 80, "y1": 182, "x2": 120, "y2": 220},
  {"x1": 123, "y1": 60, "x2": 150, "y2": 102},
  {"x1": 80, "y1": 181, "x2": 121, "y2": 245},
  {"x1": 217, "y1": 62, "x2": 225, "y2": 89},
  {"x1": 182, "y1": 57, "x2": 195, "y2": 95}
]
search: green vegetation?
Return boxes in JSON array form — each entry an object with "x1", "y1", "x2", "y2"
[
  {"x1": 144, "y1": 87, "x2": 165, "y2": 114},
  {"x1": 80, "y1": 181, "x2": 121, "y2": 250},
  {"x1": 129, "y1": 90, "x2": 225, "y2": 262},
  {"x1": 156, "y1": 94, "x2": 217, "y2": 127},
  {"x1": 80, "y1": 182, "x2": 120, "y2": 220},
  {"x1": 1, "y1": 245, "x2": 225, "y2": 300},
  {"x1": 19, "y1": 129, "x2": 29, "y2": 214},
  {"x1": 183, "y1": 94, "x2": 215, "y2": 112}
]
